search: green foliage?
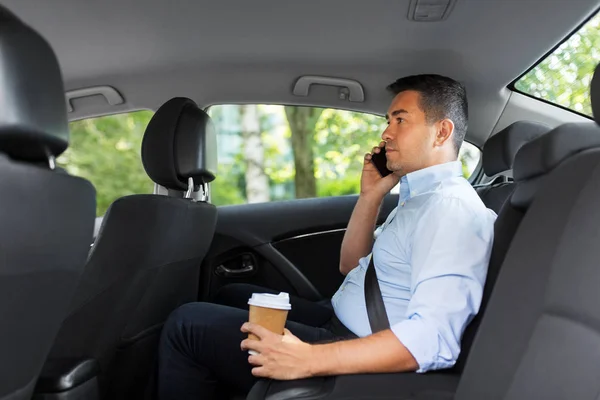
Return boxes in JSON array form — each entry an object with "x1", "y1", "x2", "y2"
[
  {"x1": 57, "y1": 111, "x2": 154, "y2": 216},
  {"x1": 317, "y1": 174, "x2": 361, "y2": 197},
  {"x1": 211, "y1": 169, "x2": 247, "y2": 206},
  {"x1": 314, "y1": 109, "x2": 386, "y2": 181},
  {"x1": 458, "y1": 142, "x2": 480, "y2": 179},
  {"x1": 515, "y1": 13, "x2": 600, "y2": 115}
]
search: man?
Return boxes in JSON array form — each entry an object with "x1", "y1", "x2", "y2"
[{"x1": 157, "y1": 74, "x2": 496, "y2": 399}]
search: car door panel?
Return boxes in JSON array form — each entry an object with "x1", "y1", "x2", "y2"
[{"x1": 200, "y1": 194, "x2": 399, "y2": 302}]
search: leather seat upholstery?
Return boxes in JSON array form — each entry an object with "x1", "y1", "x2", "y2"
[
  {"x1": 0, "y1": 6, "x2": 96, "y2": 400},
  {"x1": 46, "y1": 97, "x2": 218, "y2": 399},
  {"x1": 476, "y1": 121, "x2": 549, "y2": 214}
]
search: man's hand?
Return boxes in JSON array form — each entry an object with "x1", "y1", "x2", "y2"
[
  {"x1": 241, "y1": 323, "x2": 314, "y2": 380},
  {"x1": 241, "y1": 323, "x2": 419, "y2": 379},
  {"x1": 339, "y1": 141, "x2": 400, "y2": 275},
  {"x1": 361, "y1": 141, "x2": 401, "y2": 200}
]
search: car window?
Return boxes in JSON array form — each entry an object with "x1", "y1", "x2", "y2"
[
  {"x1": 513, "y1": 11, "x2": 600, "y2": 116},
  {"x1": 207, "y1": 104, "x2": 481, "y2": 205},
  {"x1": 57, "y1": 111, "x2": 154, "y2": 216},
  {"x1": 459, "y1": 141, "x2": 481, "y2": 179}
]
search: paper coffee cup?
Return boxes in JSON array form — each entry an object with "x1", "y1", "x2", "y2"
[{"x1": 247, "y1": 292, "x2": 291, "y2": 355}]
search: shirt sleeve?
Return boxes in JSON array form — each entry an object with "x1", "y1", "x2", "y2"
[{"x1": 391, "y1": 195, "x2": 494, "y2": 372}]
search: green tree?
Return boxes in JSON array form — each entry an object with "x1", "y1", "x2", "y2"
[
  {"x1": 515, "y1": 13, "x2": 600, "y2": 116},
  {"x1": 57, "y1": 111, "x2": 154, "y2": 216},
  {"x1": 210, "y1": 163, "x2": 246, "y2": 205},
  {"x1": 313, "y1": 108, "x2": 387, "y2": 194},
  {"x1": 284, "y1": 106, "x2": 324, "y2": 198}
]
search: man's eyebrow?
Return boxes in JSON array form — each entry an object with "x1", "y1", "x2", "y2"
[{"x1": 385, "y1": 109, "x2": 409, "y2": 120}]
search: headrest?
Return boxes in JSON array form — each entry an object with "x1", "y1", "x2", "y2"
[
  {"x1": 482, "y1": 121, "x2": 550, "y2": 176},
  {"x1": 141, "y1": 97, "x2": 217, "y2": 191},
  {"x1": 511, "y1": 122, "x2": 600, "y2": 209},
  {"x1": 0, "y1": 6, "x2": 69, "y2": 162},
  {"x1": 592, "y1": 63, "x2": 600, "y2": 124}
]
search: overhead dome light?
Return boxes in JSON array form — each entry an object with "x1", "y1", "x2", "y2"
[{"x1": 408, "y1": 0, "x2": 457, "y2": 22}]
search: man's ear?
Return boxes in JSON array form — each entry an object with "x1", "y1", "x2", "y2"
[{"x1": 434, "y1": 119, "x2": 454, "y2": 147}]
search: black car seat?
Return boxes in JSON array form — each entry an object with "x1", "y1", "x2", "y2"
[
  {"x1": 457, "y1": 120, "x2": 550, "y2": 372},
  {"x1": 0, "y1": 7, "x2": 96, "y2": 400},
  {"x1": 476, "y1": 121, "x2": 549, "y2": 214},
  {"x1": 454, "y1": 91, "x2": 600, "y2": 398},
  {"x1": 44, "y1": 98, "x2": 218, "y2": 399}
]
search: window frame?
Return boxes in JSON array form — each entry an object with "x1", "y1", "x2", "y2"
[{"x1": 507, "y1": 7, "x2": 600, "y2": 120}]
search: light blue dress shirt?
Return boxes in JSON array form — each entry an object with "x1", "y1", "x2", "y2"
[{"x1": 331, "y1": 160, "x2": 497, "y2": 372}]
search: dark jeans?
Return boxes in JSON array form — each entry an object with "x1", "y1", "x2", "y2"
[{"x1": 157, "y1": 284, "x2": 356, "y2": 400}]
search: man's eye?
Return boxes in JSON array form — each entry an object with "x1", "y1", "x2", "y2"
[{"x1": 397, "y1": 118, "x2": 404, "y2": 123}]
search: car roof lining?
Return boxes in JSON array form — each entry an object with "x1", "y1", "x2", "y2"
[{"x1": 2, "y1": 0, "x2": 598, "y2": 147}]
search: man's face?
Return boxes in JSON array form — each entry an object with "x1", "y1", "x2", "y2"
[{"x1": 382, "y1": 90, "x2": 438, "y2": 176}]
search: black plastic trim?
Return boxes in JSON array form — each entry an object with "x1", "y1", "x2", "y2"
[{"x1": 35, "y1": 358, "x2": 99, "y2": 393}]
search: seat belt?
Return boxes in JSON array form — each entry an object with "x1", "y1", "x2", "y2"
[{"x1": 364, "y1": 255, "x2": 390, "y2": 333}]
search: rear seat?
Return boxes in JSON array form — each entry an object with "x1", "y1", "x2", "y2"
[
  {"x1": 250, "y1": 126, "x2": 600, "y2": 399},
  {"x1": 476, "y1": 121, "x2": 549, "y2": 214},
  {"x1": 248, "y1": 80, "x2": 600, "y2": 398},
  {"x1": 456, "y1": 121, "x2": 550, "y2": 372},
  {"x1": 455, "y1": 121, "x2": 600, "y2": 399}
]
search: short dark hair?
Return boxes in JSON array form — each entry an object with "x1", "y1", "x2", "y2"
[{"x1": 387, "y1": 74, "x2": 468, "y2": 155}]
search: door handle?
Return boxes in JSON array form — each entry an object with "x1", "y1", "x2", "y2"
[
  {"x1": 216, "y1": 264, "x2": 254, "y2": 275},
  {"x1": 215, "y1": 253, "x2": 257, "y2": 278}
]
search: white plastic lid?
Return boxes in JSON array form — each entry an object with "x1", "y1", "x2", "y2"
[{"x1": 247, "y1": 292, "x2": 291, "y2": 310}]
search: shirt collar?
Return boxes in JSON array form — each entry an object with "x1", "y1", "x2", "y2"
[{"x1": 399, "y1": 161, "x2": 463, "y2": 204}]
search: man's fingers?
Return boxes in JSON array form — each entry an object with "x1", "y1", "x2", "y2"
[
  {"x1": 371, "y1": 146, "x2": 381, "y2": 154},
  {"x1": 251, "y1": 366, "x2": 268, "y2": 378},
  {"x1": 241, "y1": 338, "x2": 265, "y2": 353},
  {"x1": 379, "y1": 140, "x2": 386, "y2": 148},
  {"x1": 241, "y1": 322, "x2": 271, "y2": 339},
  {"x1": 248, "y1": 354, "x2": 265, "y2": 366},
  {"x1": 364, "y1": 153, "x2": 372, "y2": 162}
]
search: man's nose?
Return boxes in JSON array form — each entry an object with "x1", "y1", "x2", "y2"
[{"x1": 381, "y1": 126, "x2": 394, "y2": 142}]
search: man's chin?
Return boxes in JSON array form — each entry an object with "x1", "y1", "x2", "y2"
[{"x1": 387, "y1": 162, "x2": 402, "y2": 173}]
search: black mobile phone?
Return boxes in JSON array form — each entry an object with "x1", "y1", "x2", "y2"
[{"x1": 371, "y1": 147, "x2": 393, "y2": 177}]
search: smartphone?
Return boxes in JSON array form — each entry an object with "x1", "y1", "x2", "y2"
[{"x1": 371, "y1": 147, "x2": 393, "y2": 177}]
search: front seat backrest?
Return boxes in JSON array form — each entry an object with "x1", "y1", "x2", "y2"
[
  {"x1": 46, "y1": 98, "x2": 218, "y2": 398},
  {"x1": 0, "y1": 7, "x2": 96, "y2": 400},
  {"x1": 476, "y1": 121, "x2": 549, "y2": 214},
  {"x1": 456, "y1": 121, "x2": 600, "y2": 399}
]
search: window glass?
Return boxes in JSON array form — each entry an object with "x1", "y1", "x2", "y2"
[
  {"x1": 208, "y1": 105, "x2": 481, "y2": 205},
  {"x1": 57, "y1": 111, "x2": 154, "y2": 216},
  {"x1": 459, "y1": 141, "x2": 481, "y2": 179},
  {"x1": 513, "y1": 12, "x2": 600, "y2": 116}
]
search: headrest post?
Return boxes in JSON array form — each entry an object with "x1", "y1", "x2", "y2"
[
  {"x1": 48, "y1": 154, "x2": 56, "y2": 170},
  {"x1": 198, "y1": 182, "x2": 209, "y2": 202},
  {"x1": 184, "y1": 177, "x2": 194, "y2": 199}
]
